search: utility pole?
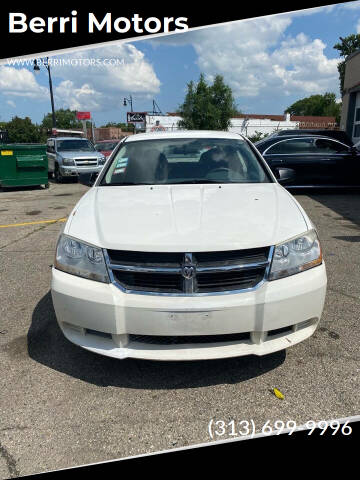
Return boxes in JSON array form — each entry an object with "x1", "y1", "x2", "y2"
[
  {"x1": 34, "y1": 58, "x2": 56, "y2": 130},
  {"x1": 123, "y1": 95, "x2": 133, "y2": 112}
]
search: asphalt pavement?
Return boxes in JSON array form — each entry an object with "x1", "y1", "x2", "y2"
[{"x1": 0, "y1": 181, "x2": 359, "y2": 478}]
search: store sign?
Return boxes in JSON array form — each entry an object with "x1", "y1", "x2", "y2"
[
  {"x1": 127, "y1": 112, "x2": 147, "y2": 124},
  {"x1": 76, "y1": 111, "x2": 91, "y2": 120}
]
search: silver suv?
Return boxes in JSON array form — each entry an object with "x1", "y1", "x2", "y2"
[{"x1": 47, "y1": 137, "x2": 106, "y2": 182}]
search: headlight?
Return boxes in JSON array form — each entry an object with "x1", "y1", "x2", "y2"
[
  {"x1": 98, "y1": 156, "x2": 106, "y2": 165},
  {"x1": 269, "y1": 229, "x2": 322, "y2": 281},
  {"x1": 54, "y1": 234, "x2": 109, "y2": 283},
  {"x1": 62, "y1": 158, "x2": 75, "y2": 166}
]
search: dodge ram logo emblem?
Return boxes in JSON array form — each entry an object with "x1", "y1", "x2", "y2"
[{"x1": 182, "y1": 265, "x2": 195, "y2": 279}]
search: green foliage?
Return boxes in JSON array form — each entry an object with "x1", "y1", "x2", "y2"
[
  {"x1": 41, "y1": 109, "x2": 82, "y2": 130},
  {"x1": 247, "y1": 131, "x2": 269, "y2": 143},
  {"x1": 285, "y1": 92, "x2": 341, "y2": 124},
  {"x1": 100, "y1": 121, "x2": 134, "y2": 132},
  {"x1": 178, "y1": 74, "x2": 237, "y2": 130},
  {"x1": 333, "y1": 34, "x2": 360, "y2": 95},
  {"x1": 101, "y1": 121, "x2": 120, "y2": 127},
  {"x1": 5, "y1": 116, "x2": 44, "y2": 143}
]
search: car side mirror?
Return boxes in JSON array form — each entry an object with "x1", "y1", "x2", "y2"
[
  {"x1": 79, "y1": 172, "x2": 98, "y2": 187},
  {"x1": 275, "y1": 168, "x2": 295, "y2": 184}
]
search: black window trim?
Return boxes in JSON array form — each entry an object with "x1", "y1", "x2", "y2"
[
  {"x1": 96, "y1": 136, "x2": 129, "y2": 186},
  {"x1": 262, "y1": 136, "x2": 352, "y2": 156}
]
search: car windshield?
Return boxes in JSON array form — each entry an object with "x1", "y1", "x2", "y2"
[
  {"x1": 100, "y1": 138, "x2": 271, "y2": 186},
  {"x1": 95, "y1": 142, "x2": 118, "y2": 151},
  {"x1": 57, "y1": 139, "x2": 95, "y2": 152}
]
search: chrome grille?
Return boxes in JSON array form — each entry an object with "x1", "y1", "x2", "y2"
[
  {"x1": 105, "y1": 247, "x2": 272, "y2": 295},
  {"x1": 74, "y1": 157, "x2": 98, "y2": 167}
]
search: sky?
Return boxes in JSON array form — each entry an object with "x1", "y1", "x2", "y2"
[{"x1": 1, "y1": 1, "x2": 360, "y2": 126}]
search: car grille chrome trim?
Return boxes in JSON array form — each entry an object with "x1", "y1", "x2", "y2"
[
  {"x1": 74, "y1": 157, "x2": 98, "y2": 167},
  {"x1": 103, "y1": 246, "x2": 274, "y2": 296},
  {"x1": 108, "y1": 264, "x2": 182, "y2": 273}
]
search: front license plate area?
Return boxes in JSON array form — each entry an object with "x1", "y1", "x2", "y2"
[{"x1": 168, "y1": 312, "x2": 212, "y2": 321}]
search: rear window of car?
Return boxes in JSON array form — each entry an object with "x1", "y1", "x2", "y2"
[
  {"x1": 95, "y1": 142, "x2": 118, "y2": 151},
  {"x1": 266, "y1": 138, "x2": 315, "y2": 154},
  {"x1": 266, "y1": 137, "x2": 350, "y2": 155}
]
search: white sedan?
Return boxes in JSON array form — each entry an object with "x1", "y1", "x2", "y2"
[{"x1": 51, "y1": 130, "x2": 327, "y2": 361}]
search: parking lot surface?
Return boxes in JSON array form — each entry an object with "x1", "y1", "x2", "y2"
[{"x1": 0, "y1": 181, "x2": 359, "y2": 477}]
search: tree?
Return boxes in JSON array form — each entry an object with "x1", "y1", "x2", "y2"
[
  {"x1": 41, "y1": 108, "x2": 82, "y2": 130},
  {"x1": 334, "y1": 34, "x2": 360, "y2": 95},
  {"x1": 101, "y1": 121, "x2": 121, "y2": 128},
  {"x1": 285, "y1": 93, "x2": 341, "y2": 124},
  {"x1": 6, "y1": 116, "x2": 43, "y2": 143},
  {"x1": 247, "y1": 131, "x2": 269, "y2": 143},
  {"x1": 178, "y1": 74, "x2": 237, "y2": 130}
]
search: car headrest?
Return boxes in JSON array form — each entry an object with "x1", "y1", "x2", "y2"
[{"x1": 123, "y1": 148, "x2": 167, "y2": 183}]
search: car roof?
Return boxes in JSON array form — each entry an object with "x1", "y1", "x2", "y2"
[
  {"x1": 276, "y1": 129, "x2": 330, "y2": 133},
  {"x1": 125, "y1": 130, "x2": 246, "y2": 142},
  {"x1": 271, "y1": 129, "x2": 352, "y2": 142},
  {"x1": 49, "y1": 137, "x2": 89, "y2": 141},
  {"x1": 276, "y1": 129, "x2": 342, "y2": 134},
  {"x1": 258, "y1": 134, "x2": 345, "y2": 142},
  {"x1": 95, "y1": 139, "x2": 120, "y2": 143}
]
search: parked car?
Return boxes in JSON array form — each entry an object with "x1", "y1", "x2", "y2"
[
  {"x1": 255, "y1": 135, "x2": 360, "y2": 187},
  {"x1": 94, "y1": 140, "x2": 121, "y2": 158},
  {"x1": 47, "y1": 137, "x2": 106, "y2": 182},
  {"x1": 267, "y1": 129, "x2": 353, "y2": 146},
  {"x1": 51, "y1": 131, "x2": 327, "y2": 361}
]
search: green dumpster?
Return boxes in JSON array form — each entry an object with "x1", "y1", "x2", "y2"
[{"x1": 0, "y1": 144, "x2": 49, "y2": 189}]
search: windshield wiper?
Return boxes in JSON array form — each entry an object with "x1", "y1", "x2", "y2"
[
  {"x1": 101, "y1": 180, "x2": 240, "y2": 186},
  {"x1": 101, "y1": 182, "x2": 156, "y2": 186},
  {"x1": 167, "y1": 179, "x2": 226, "y2": 184}
]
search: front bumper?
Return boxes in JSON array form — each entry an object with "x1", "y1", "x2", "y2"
[
  {"x1": 51, "y1": 263, "x2": 327, "y2": 361},
  {"x1": 59, "y1": 165, "x2": 104, "y2": 177}
]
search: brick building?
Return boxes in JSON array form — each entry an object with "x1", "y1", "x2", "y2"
[{"x1": 87, "y1": 127, "x2": 134, "y2": 142}]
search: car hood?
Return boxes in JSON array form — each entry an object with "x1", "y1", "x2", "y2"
[
  {"x1": 65, "y1": 183, "x2": 309, "y2": 251},
  {"x1": 57, "y1": 151, "x2": 102, "y2": 158}
]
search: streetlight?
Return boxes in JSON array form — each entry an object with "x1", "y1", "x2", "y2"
[
  {"x1": 123, "y1": 95, "x2": 133, "y2": 112},
  {"x1": 34, "y1": 58, "x2": 56, "y2": 130}
]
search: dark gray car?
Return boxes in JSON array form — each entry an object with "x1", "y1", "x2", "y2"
[{"x1": 255, "y1": 135, "x2": 360, "y2": 187}]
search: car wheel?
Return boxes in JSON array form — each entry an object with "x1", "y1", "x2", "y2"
[{"x1": 54, "y1": 165, "x2": 64, "y2": 183}]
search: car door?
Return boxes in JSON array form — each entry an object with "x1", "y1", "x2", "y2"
[
  {"x1": 263, "y1": 137, "x2": 339, "y2": 186},
  {"x1": 312, "y1": 137, "x2": 360, "y2": 186},
  {"x1": 47, "y1": 139, "x2": 56, "y2": 173}
]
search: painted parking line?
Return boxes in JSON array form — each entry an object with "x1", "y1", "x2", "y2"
[{"x1": 0, "y1": 217, "x2": 67, "y2": 228}]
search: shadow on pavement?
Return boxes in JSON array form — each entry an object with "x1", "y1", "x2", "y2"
[
  {"x1": 28, "y1": 291, "x2": 285, "y2": 390},
  {"x1": 0, "y1": 184, "x2": 47, "y2": 193},
  {"x1": 294, "y1": 188, "x2": 360, "y2": 228}
]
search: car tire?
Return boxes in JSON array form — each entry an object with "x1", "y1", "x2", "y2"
[{"x1": 54, "y1": 165, "x2": 64, "y2": 183}]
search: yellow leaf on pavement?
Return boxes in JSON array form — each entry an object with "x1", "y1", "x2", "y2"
[{"x1": 273, "y1": 388, "x2": 285, "y2": 400}]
